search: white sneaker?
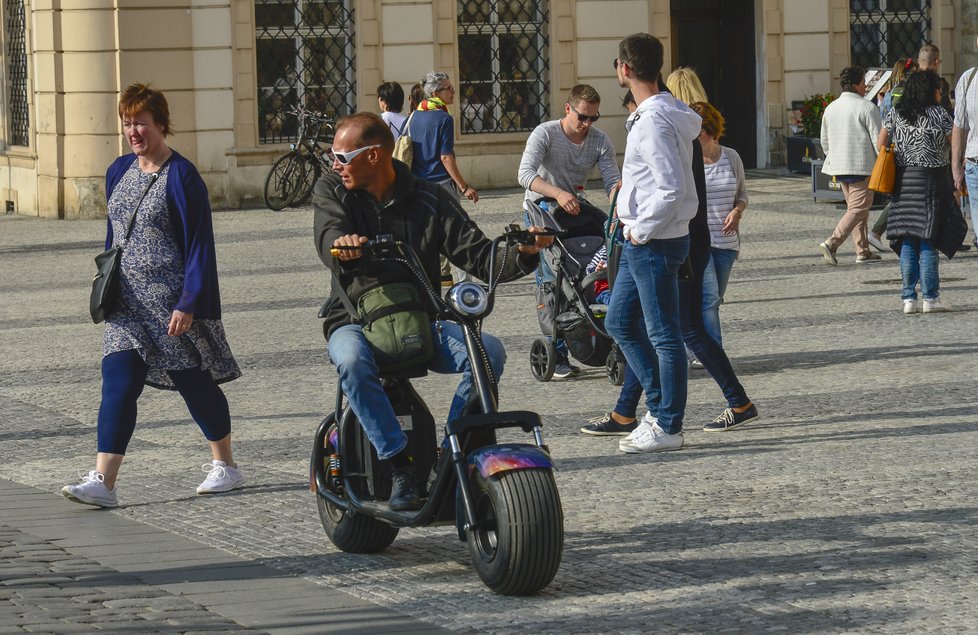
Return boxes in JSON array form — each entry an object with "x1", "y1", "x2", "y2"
[
  {"x1": 867, "y1": 232, "x2": 886, "y2": 252},
  {"x1": 619, "y1": 413, "x2": 657, "y2": 450},
  {"x1": 922, "y1": 298, "x2": 948, "y2": 313},
  {"x1": 903, "y1": 299, "x2": 918, "y2": 314},
  {"x1": 620, "y1": 422, "x2": 684, "y2": 453},
  {"x1": 196, "y1": 460, "x2": 246, "y2": 494},
  {"x1": 61, "y1": 471, "x2": 118, "y2": 508}
]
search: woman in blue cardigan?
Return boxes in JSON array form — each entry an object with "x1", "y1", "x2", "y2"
[{"x1": 62, "y1": 84, "x2": 244, "y2": 507}]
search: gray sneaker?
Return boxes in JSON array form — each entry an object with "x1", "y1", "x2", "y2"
[
  {"x1": 819, "y1": 242, "x2": 838, "y2": 266},
  {"x1": 552, "y1": 362, "x2": 580, "y2": 379},
  {"x1": 62, "y1": 471, "x2": 118, "y2": 508},
  {"x1": 867, "y1": 232, "x2": 887, "y2": 252}
]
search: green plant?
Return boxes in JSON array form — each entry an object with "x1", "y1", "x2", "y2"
[{"x1": 798, "y1": 93, "x2": 836, "y2": 138}]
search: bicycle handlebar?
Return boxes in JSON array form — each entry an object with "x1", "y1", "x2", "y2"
[{"x1": 286, "y1": 104, "x2": 332, "y2": 124}]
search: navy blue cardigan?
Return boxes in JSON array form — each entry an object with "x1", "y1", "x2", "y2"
[{"x1": 104, "y1": 151, "x2": 223, "y2": 319}]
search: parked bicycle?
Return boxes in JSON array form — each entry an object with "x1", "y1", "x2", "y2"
[{"x1": 263, "y1": 105, "x2": 334, "y2": 211}]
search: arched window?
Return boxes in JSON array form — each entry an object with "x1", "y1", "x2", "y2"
[
  {"x1": 255, "y1": 0, "x2": 355, "y2": 144},
  {"x1": 457, "y1": 0, "x2": 550, "y2": 135}
]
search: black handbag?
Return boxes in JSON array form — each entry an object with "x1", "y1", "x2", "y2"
[{"x1": 89, "y1": 170, "x2": 161, "y2": 323}]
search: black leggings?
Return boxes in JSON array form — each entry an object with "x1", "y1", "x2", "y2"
[{"x1": 97, "y1": 349, "x2": 231, "y2": 454}]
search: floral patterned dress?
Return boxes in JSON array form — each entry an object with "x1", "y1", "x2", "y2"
[{"x1": 104, "y1": 159, "x2": 241, "y2": 390}]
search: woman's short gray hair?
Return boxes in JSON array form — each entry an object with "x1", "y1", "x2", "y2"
[{"x1": 422, "y1": 71, "x2": 451, "y2": 98}]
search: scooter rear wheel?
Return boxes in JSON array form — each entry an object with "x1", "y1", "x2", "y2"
[
  {"x1": 316, "y1": 425, "x2": 398, "y2": 553},
  {"x1": 467, "y1": 468, "x2": 563, "y2": 595}
]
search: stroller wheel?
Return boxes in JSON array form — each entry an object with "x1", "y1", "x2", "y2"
[
  {"x1": 530, "y1": 338, "x2": 556, "y2": 382},
  {"x1": 606, "y1": 351, "x2": 625, "y2": 386}
]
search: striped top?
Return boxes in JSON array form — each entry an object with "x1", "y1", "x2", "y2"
[{"x1": 704, "y1": 148, "x2": 746, "y2": 251}]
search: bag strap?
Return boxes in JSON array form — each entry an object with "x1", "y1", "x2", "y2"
[
  {"x1": 120, "y1": 156, "x2": 171, "y2": 246},
  {"x1": 330, "y1": 271, "x2": 359, "y2": 319},
  {"x1": 403, "y1": 111, "x2": 415, "y2": 137}
]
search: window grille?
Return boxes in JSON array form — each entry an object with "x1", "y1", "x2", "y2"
[
  {"x1": 255, "y1": 0, "x2": 355, "y2": 144},
  {"x1": 850, "y1": 0, "x2": 931, "y2": 69},
  {"x1": 4, "y1": 0, "x2": 29, "y2": 147},
  {"x1": 457, "y1": 0, "x2": 550, "y2": 135}
]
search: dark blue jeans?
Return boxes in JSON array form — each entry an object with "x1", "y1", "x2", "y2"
[
  {"x1": 97, "y1": 349, "x2": 231, "y2": 454},
  {"x1": 680, "y1": 258, "x2": 750, "y2": 410},
  {"x1": 606, "y1": 236, "x2": 690, "y2": 434}
]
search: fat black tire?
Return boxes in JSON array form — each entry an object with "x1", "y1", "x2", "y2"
[
  {"x1": 289, "y1": 156, "x2": 321, "y2": 207},
  {"x1": 529, "y1": 338, "x2": 555, "y2": 382},
  {"x1": 263, "y1": 153, "x2": 303, "y2": 211},
  {"x1": 316, "y1": 425, "x2": 398, "y2": 553},
  {"x1": 467, "y1": 468, "x2": 564, "y2": 595}
]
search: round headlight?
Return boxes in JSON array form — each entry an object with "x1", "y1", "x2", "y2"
[{"x1": 447, "y1": 282, "x2": 489, "y2": 317}]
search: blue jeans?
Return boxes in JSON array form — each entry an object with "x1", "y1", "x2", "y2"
[
  {"x1": 899, "y1": 238, "x2": 939, "y2": 301},
  {"x1": 701, "y1": 247, "x2": 738, "y2": 346},
  {"x1": 606, "y1": 236, "x2": 690, "y2": 434},
  {"x1": 964, "y1": 162, "x2": 978, "y2": 243},
  {"x1": 328, "y1": 321, "x2": 506, "y2": 459}
]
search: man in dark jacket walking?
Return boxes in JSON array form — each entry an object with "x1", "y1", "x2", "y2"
[{"x1": 313, "y1": 112, "x2": 551, "y2": 510}]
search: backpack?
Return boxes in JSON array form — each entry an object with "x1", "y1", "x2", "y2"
[{"x1": 392, "y1": 111, "x2": 415, "y2": 167}]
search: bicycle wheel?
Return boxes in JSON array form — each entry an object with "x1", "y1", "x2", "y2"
[
  {"x1": 289, "y1": 155, "x2": 321, "y2": 207},
  {"x1": 263, "y1": 153, "x2": 303, "y2": 211}
]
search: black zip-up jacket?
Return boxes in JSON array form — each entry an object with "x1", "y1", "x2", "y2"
[{"x1": 313, "y1": 160, "x2": 539, "y2": 339}]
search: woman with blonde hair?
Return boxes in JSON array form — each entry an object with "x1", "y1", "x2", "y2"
[{"x1": 666, "y1": 67, "x2": 708, "y2": 105}]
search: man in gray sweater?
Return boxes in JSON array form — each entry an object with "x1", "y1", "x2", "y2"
[{"x1": 517, "y1": 84, "x2": 621, "y2": 377}]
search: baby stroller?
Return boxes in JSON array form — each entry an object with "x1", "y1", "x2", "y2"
[{"x1": 525, "y1": 197, "x2": 626, "y2": 384}]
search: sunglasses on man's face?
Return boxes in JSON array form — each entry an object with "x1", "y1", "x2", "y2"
[
  {"x1": 329, "y1": 144, "x2": 380, "y2": 165},
  {"x1": 569, "y1": 104, "x2": 600, "y2": 123}
]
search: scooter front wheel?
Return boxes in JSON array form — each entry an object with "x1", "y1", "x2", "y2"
[
  {"x1": 316, "y1": 424, "x2": 398, "y2": 553},
  {"x1": 467, "y1": 468, "x2": 564, "y2": 595}
]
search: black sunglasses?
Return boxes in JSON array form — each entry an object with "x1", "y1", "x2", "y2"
[
  {"x1": 569, "y1": 104, "x2": 600, "y2": 123},
  {"x1": 613, "y1": 58, "x2": 627, "y2": 70}
]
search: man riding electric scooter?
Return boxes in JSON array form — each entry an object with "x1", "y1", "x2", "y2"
[{"x1": 313, "y1": 112, "x2": 553, "y2": 511}]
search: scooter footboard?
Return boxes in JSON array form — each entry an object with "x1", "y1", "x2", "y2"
[{"x1": 466, "y1": 443, "x2": 555, "y2": 479}]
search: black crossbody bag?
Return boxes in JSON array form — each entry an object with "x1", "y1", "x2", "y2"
[{"x1": 89, "y1": 168, "x2": 163, "y2": 323}]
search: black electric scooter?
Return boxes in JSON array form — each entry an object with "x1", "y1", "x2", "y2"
[{"x1": 311, "y1": 227, "x2": 564, "y2": 595}]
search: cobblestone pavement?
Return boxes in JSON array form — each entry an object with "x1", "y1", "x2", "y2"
[{"x1": 3, "y1": 172, "x2": 978, "y2": 633}]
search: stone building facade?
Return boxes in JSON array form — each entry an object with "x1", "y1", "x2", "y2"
[{"x1": 0, "y1": 0, "x2": 970, "y2": 218}]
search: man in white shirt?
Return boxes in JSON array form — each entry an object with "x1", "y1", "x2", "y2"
[
  {"x1": 605, "y1": 33, "x2": 702, "y2": 453},
  {"x1": 951, "y1": 38, "x2": 978, "y2": 247},
  {"x1": 817, "y1": 66, "x2": 883, "y2": 266},
  {"x1": 517, "y1": 84, "x2": 621, "y2": 378}
]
